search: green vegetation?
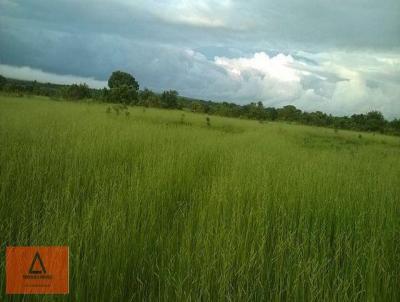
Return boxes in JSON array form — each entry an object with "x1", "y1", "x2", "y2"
[
  {"x1": 62, "y1": 83, "x2": 91, "y2": 100},
  {"x1": 0, "y1": 95, "x2": 399, "y2": 301},
  {"x1": 1, "y1": 71, "x2": 399, "y2": 136}
]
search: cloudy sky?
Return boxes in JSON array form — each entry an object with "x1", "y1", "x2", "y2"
[{"x1": 1, "y1": 0, "x2": 399, "y2": 118}]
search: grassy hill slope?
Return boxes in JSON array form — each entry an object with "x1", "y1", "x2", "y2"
[{"x1": 0, "y1": 95, "x2": 399, "y2": 301}]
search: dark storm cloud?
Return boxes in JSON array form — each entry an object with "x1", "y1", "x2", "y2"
[
  {"x1": 0, "y1": 0, "x2": 399, "y2": 117},
  {"x1": 235, "y1": 0, "x2": 400, "y2": 49}
]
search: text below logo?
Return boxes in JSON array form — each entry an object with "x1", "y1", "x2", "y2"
[{"x1": 6, "y1": 246, "x2": 69, "y2": 294}]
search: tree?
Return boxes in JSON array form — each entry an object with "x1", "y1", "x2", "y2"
[
  {"x1": 3, "y1": 82, "x2": 22, "y2": 94},
  {"x1": 214, "y1": 102, "x2": 242, "y2": 117},
  {"x1": 108, "y1": 71, "x2": 139, "y2": 90},
  {"x1": 138, "y1": 88, "x2": 159, "y2": 107},
  {"x1": 63, "y1": 83, "x2": 91, "y2": 100},
  {"x1": 107, "y1": 71, "x2": 139, "y2": 104},
  {"x1": 307, "y1": 111, "x2": 329, "y2": 126},
  {"x1": 0, "y1": 74, "x2": 6, "y2": 89},
  {"x1": 265, "y1": 107, "x2": 278, "y2": 121},
  {"x1": 389, "y1": 119, "x2": 400, "y2": 133},
  {"x1": 256, "y1": 101, "x2": 266, "y2": 120},
  {"x1": 108, "y1": 85, "x2": 138, "y2": 104},
  {"x1": 350, "y1": 114, "x2": 367, "y2": 130},
  {"x1": 191, "y1": 102, "x2": 202, "y2": 112},
  {"x1": 278, "y1": 105, "x2": 302, "y2": 121},
  {"x1": 161, "y1": 90, "x2": 179, "y2": 109},
  {"x1": 139, "y1": 88, "x2": 155, "y2": 101},
  {"x1": 365, "y1": 111, "x2": 386, "y2": 132}
]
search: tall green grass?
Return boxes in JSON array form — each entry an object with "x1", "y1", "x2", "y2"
[{"x1": 0, "y1": 95, "x2": 399, "y2": 301}]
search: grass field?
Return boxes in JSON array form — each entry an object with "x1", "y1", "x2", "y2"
[{"x1": 0, "y1": 95, "x2": 399, "y2": 301}]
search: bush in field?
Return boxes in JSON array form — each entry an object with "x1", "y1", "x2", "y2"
[
  {"x1": 2, "y1": 82, "x2": 17, "y2": 92},
  {"x1": 161, "y1": 90, "x2": 179, "y2": 109},
  {"x1": 0, "y1": 74, "x2": 6, "y2": 89},
  {"x1": 139, "y1": 88, "x2": 155, "y2": 101},
  {"x1": 139, "y1": 88, "x2": 161, "y2": 107},
  {"x1": 63, "y1": 83, "x2": 91, "y2": 100}
]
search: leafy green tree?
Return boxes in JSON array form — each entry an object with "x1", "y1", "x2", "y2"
[
  {"x1": 278, "y1": 105, "x2": 302, "y2": 121},
  {"x1": 92, "y1": 87, "x2": 109, "y2": 101},
  {"x1": 106, "y1": 71, "x2": 139, "y2": 104},
  {"x1": 242, "y1": 102, "x2": 266, "y2": 120},
  {"x1": 350, "y1": 114, "x2": 367, "y2": 130},
  {"x1": 265, "y1": 107, "x2": 278, "y2": 121},
  {"x1": 191, "y1": 101, "x2": 209, "y2": 113},
  {"x1": 0, "y1": 74, "x2": 7, "y2": 89},
  {"x1": 63, "y1": 83, "x2": 91, "y2": 100},
  {"x1": 307, "y1": 111, "x2": 329, "y2": 126},
  {"x1": 139, "y1": 88, "x2": 155, "y2": 101},
  {"x1": 214, "y1": 102, "x2": 242, "y2": 117},
  {"x1": 388, "y1": 119, "x2": 400, "y2": 134},
  {"x1": 108, "y1": 85, "x2": 138, "y2": 104},
  {"x1": 365, "y1": 111, "x2": 386, "y2": 132},
  {"x1": 3, "y1": 82, "x2": 22, "y2": 93},
  {"x1": 161, "y1": 90, "x2": 179, "y2": 109},
  {"x1": 256, "y1": 101, "x2": 267, "y2": 120},
  {"x1": 108, "y1": 71, "x2": 139, "y2": 90},
  {"x1": 138, "y1": 88, "x2": 158, "y2": 107}
]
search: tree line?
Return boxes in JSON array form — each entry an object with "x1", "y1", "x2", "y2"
[{"x1": 1, "y1": 71, "x2": 399, "y2": 135}]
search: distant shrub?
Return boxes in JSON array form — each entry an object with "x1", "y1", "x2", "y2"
[
  {"x1": 161, "y1": 90, "x2": 179, "y2": 109},
  {"x1": 63, "y1": 83, "x2": 91, "y2": 100},
  {"x1": 0, "y1": 74, "x2": 6, "y2": 89}
]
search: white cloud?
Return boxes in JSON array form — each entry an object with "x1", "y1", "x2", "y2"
[
  {"x1": 215, "y1": 52, "x2": 300, "y2": 82},
  {"x1": 213, "y1": 52, "x2": 303, "y2": 103},
  {"x1": 0, "y1": 64, "x2": 107, "y2": 88},
  {"x1": 210, "y1": 51, "x2": 400, "y2": 118}
]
